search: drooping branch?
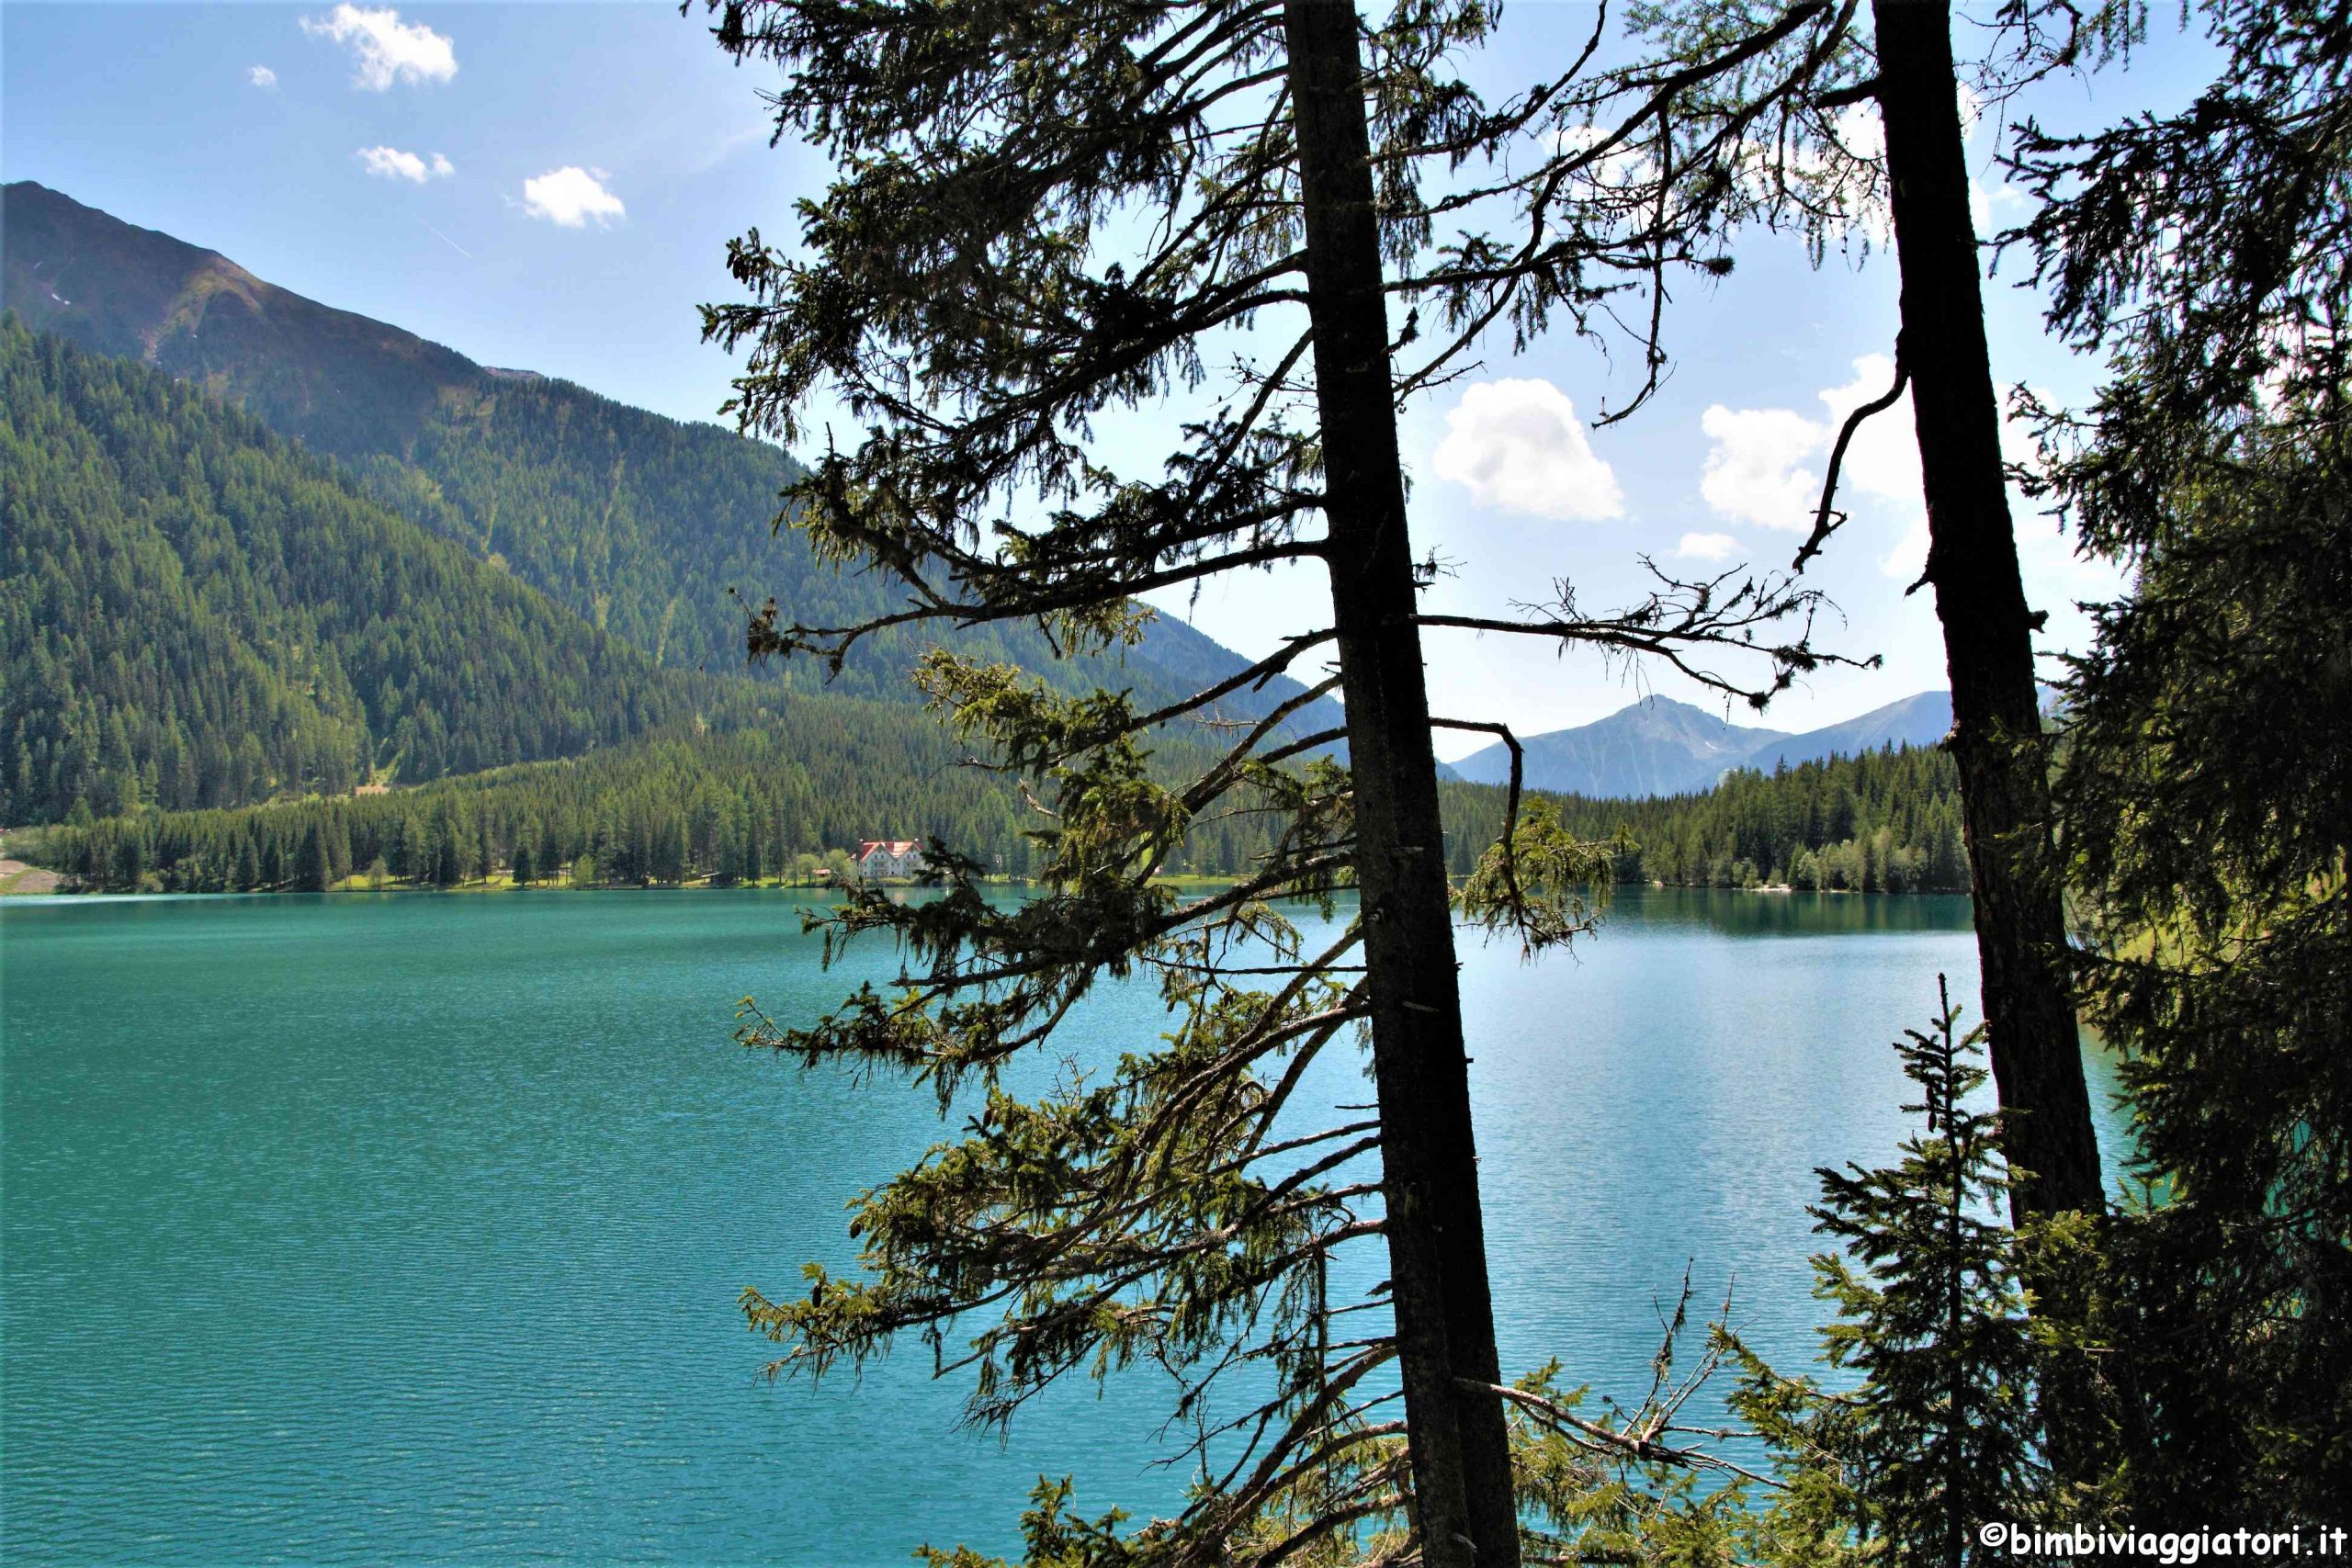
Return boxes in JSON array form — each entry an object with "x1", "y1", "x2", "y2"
[
  {"x1": 1419, "y1": 561, "x2": 1880, "y2": 711},
  {"x1": 1432, "y1": 716, "x2": 1524, "y2": 907},
  {"x1": 745, "y1": 536, "x2": 1327, "y2": 675},
  {"x1": 1793, "y1": 343, "x2": 1908, "y2": 571}
]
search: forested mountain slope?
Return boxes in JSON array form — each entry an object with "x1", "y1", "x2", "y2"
[
  {"x1": 0, "y1": 321, "x2": 736, "y2": 822},
  {"x1": 1545, "y1": 743, "x2": 1973, "y2": 892},
  {"x1": 2, "y1": 179, "x2": 1344, "y2": 733}
]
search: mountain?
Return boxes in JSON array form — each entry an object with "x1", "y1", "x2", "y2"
[
  {"x1": 1449, "y1": 696, "x2": 1787, "y2": 797},
  {"x1": 1730, "y1": 690, "x2": 1954, "y2": 778},
  {"x1": 0, "y1": 319, "x2": 760, "y2": 823},
  {"x1": 1, "y1": 181, "x2": 477, "y2": 459},
  {"x1": 1, "y1": 179, "x2": 1344, "y2": 739},
  {"x1": 1448, "y1": 688, "x2": 1967, "y2": 798}
]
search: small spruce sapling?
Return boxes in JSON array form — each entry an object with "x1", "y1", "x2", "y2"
[{"x1": 1734, "y1": 978, "x2": 2049, "y2": 1568}]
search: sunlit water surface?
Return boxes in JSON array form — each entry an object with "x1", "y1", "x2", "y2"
[{"x1": 1, "y1": 888, "x2": 2126, "y2": 1564}]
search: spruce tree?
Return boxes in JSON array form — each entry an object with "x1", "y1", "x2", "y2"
[
  {"x1": 2010, "y1": 0, "x2": 2352, "y2": 1517},
  {"x1": 696, "y1": 1, "x2": 1880, "y2": 1559},
  {"x1": 1867, "y1": 0, "x2": 2103, "y2": 1224},
  {"x1": 294, "y1": 821, "x2": 332, "y2": 893},
  {"x1": 1730, "y1": 984, "x2": 2050, "y2": 1568}
]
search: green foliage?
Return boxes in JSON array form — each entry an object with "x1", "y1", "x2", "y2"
[
  {"x1": 914, "y1": 1479, "x2": 1134, "y2": 1568},
  {"x1": 2014, "y1": 0, "x2": 2352, "y2": 1520},
  {"x1": 1458, "y1": 796, "x2": 1620, "y2": 954},
  {"x1": 27, "y1": 720, "x2": 1030, "y2": 893},
  {"x1": 1446, "y1": 745, "x2": 1972, "y2": 894},
  {"x1": 1, "y1": 180, "x2": 1351, "y2": 771},
  {"x1": 25, "y1": 705, "x2": 1395, "y2": 895},
  {"x1": 27, "y1": 722, "x2": 1973, "y2": 908},
  {"x1": 1749, "y1": 985, "x2": 2048, "y2": 1568},
  {"x1": 2050, "y1": 326, "x2": 2352, "y2": 1526},
  {"x1": 0, "y1": 319, "x2": 724, "y2": 824}
]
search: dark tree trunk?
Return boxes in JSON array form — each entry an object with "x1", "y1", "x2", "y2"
[
  {"x1": 1283, "y1": 4, "x2": 1520, "y2": 1563},
  {"x1": 1871, "y1": 0, "x2": 2104, "y2": 1222}
]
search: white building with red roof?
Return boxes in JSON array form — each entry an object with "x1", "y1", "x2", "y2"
[{"x1": 855, "y1": 840, "x2": 926, "y2": 880}]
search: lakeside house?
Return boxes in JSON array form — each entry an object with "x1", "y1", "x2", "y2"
[{"x1": 856, "y1": 840, "x2": 926, "y2": 881}]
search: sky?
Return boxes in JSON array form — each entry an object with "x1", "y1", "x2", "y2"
[{"x1": 1, "y1": 3, "x2": 2223, "y2": 756}]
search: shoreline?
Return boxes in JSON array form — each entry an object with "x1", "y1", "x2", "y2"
[{"x1": 4, "y1": 875, "x2": 1971, "y2": 902}]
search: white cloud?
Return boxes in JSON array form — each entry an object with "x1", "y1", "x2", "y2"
[
  {"x1": 1875, "y1": 381, "x2": 2078, "y2": 584},
  {"x1": 247, "y1": 64, "x2": 277, "y2": 89},
  {"x1": 356, "y1": 146, "x2": 454, "y2": 183},
  {"x1": 1674, "y1": 531, "x2": 1741, "y2": 563},
  {"x1": 1880, "y1": 513, "x2": 1931, "y2": 581},
  {"x1": 520, "y1": 166, "x2": 626, "y2": 229},
  {"x1": 1547, "y1": 123, "x2": 1657, "y2": 192},
  {"x1": 1698, "y1": 405, "x2": 1826, "y2": 530},
  {"x1": 300, "y1": 5, "x2": 456, "y2": 91},
  {"x1": 1697, "y1": 355, "x2": 1926, "y2": 535},
  {"x1": 1430, "y1": 378, "x2": 1623, "y2": 521}
]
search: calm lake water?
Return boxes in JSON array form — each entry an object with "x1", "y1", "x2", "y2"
[{"x1": 1, "y1": 888, "x2": 2127, "y2": 1565}]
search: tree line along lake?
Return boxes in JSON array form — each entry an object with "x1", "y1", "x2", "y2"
[{"x1": 0, "y1": 887, "x2": 2130, "y2": 1565}]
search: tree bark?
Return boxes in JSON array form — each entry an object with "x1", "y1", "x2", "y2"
[
  {"x1": 1283, "y1": 4, "x2": 1521, "y2": 1564},
  {"x1": 1871, "y1": 0, "x2": 2104, "y2": 1222}
]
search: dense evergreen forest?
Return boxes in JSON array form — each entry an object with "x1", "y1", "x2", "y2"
[
  {"x1": 0, "y1": 320, "x2": 741, "y2": 821},
  {"x1": 11, "y1": 719, "x2": 1316, "y2": 892},
  {"x1": 350, "y1": 355, "x2": 1351, "y2": 720},
  {"x1": 1551, "y1": 743, "x2": 1972, "y2": 893},
  {"x1": 20, "y1": 730, "x2": 1968, "y2": 897},
  {"x1": 0, "y1": 320, "x2": 1343, "y2": 831},
  {"x1": 1, "y1": 180, "x2": 1348, "y2": 738}
]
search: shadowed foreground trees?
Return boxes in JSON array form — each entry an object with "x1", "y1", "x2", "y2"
[
  {"x1": 2013, "y1": 0, "x2": 2352, "y2": 1515},
  {"x1": 695, "y1": 0, "x2": 1876, "y2": 1560},
  {"x1": 1862, "y1": 0, "x2": 2101, "y2": 1224}
]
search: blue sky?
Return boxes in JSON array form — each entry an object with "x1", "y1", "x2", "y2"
[{"x1": 2, "y1": 3, "x2": 2221, "y2": 753}]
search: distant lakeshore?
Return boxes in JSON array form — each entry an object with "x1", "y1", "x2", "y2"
[{"x1": 0, "y1": 872, "x2": 1951, "y2": 900}]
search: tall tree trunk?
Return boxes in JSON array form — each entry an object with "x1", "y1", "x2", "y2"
[
  {"x1": 1283, "y1": 4, "x2": 1521, "y2": 1563},
  {"x1": 1871, "y1": 0, "x2": 2103, "y2": 1223}
]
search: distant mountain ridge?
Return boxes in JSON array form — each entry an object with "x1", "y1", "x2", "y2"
[
  {"x1": 1735, "y1": 691, "x2": 1955, "y2": 778},
  {"x1": 1449, "y1": 696, "x2": 1787, "y2": 797},
  {"x1": 1451, "y1": 690, "x2": 1959, "y2": 798},
  {"x1": 0, "y1": 179, "x2": 1344, "y2": 741}
]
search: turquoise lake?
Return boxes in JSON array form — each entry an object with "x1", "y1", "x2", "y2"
[{"x1": 0, "y1": 889, "x2": 2128, "y2": 1565}]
